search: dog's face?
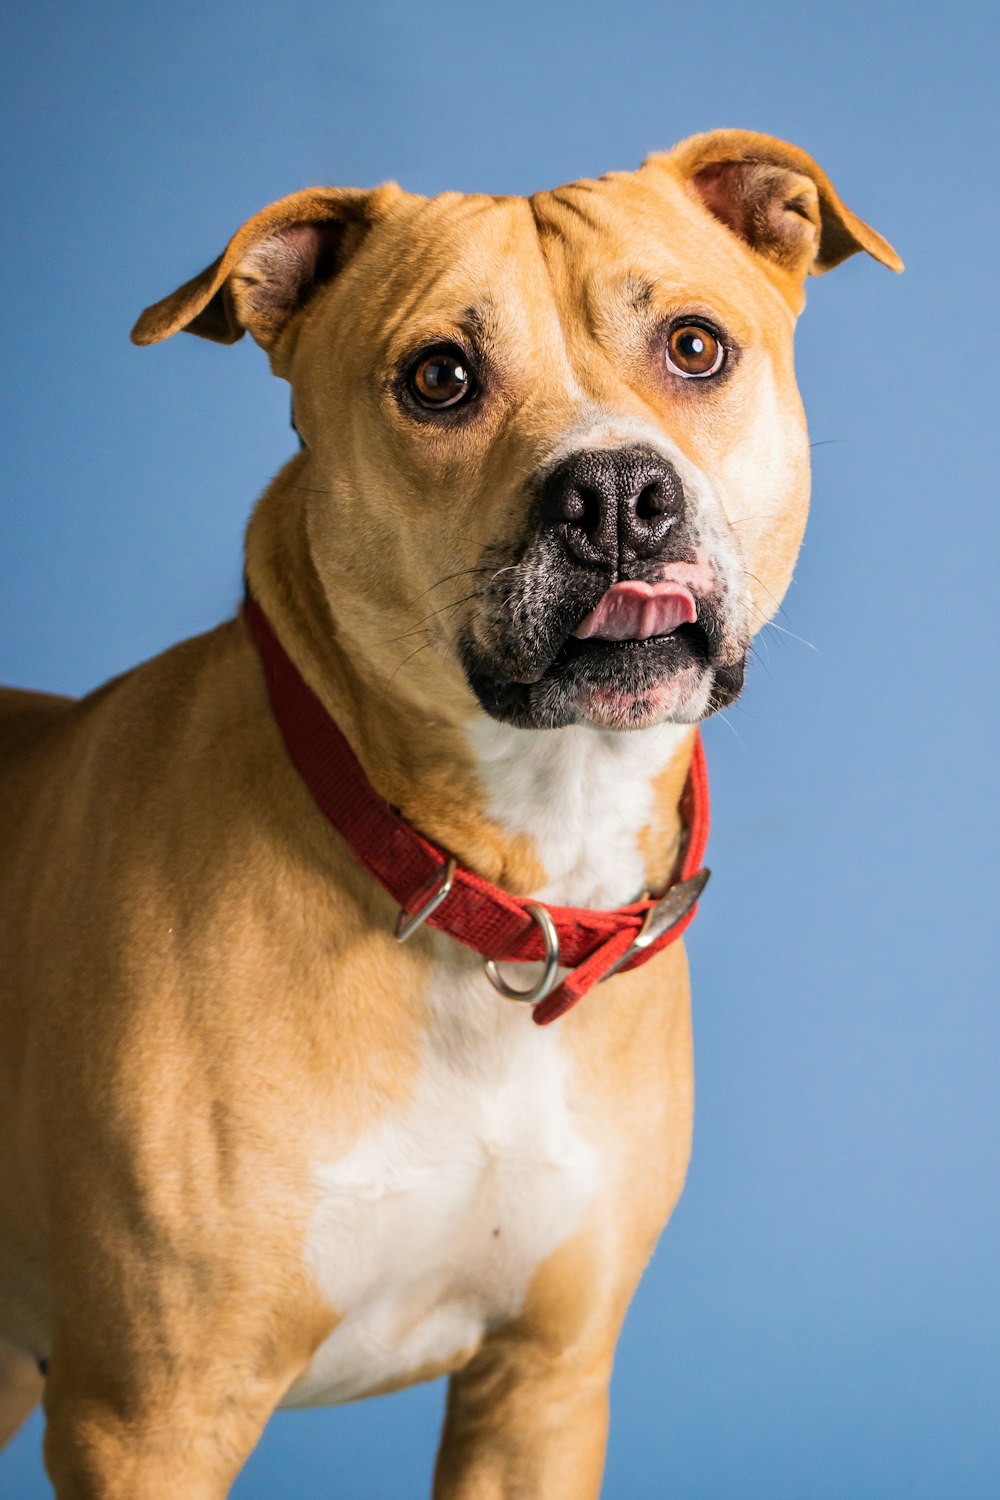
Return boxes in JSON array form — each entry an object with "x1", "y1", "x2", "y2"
[{"x1": 135, "y1": 132, "x2": 900, "y2": 732}]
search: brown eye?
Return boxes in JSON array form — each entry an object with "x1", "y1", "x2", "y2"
[
  {"x1": 408, "y1": 347, "x2": 476, "y2": 409},
  {"x1": 665, "y1": 324, "x2": 724, "y2": 379}
]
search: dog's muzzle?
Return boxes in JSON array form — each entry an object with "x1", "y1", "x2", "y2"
[{"x1": 459, "y1": 446, "x2": 747, "y2": 731}]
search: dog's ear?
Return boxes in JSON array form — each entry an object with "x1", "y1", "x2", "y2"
[
  {"x1": 648, "y1": 130, "x2": 902, "y2": 279},
  {"x1": 131, "y1": 183, "x2": 401, "y2": 352}
]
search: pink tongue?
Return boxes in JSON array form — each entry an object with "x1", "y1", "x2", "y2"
[{"x1": 572, "y1": 580, "x2": 697, "y2": 642}]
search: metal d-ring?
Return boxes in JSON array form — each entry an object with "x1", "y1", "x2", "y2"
[
  {"x1": 394, "y1": 857, "x2": 458, "y2": 943},
  {"x1": 483, "y1": 903, "x2": 561, "y2": 1005}
]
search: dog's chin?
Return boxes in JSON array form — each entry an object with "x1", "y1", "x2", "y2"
[{"x1": 464, "y1": 630, "x2": 746, "y2": 731}]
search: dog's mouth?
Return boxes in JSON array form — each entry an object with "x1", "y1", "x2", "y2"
[
  {"x1": 547, "y1": 620, "x2": 709, "y2": 678},
  {"x1": 462, "y1": 574, "x2": 746, "y2": 731},
  {"x1": 569, "y1": 579, "x2": 699, "y2": 644}
]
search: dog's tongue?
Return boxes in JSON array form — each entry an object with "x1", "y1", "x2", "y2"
[{"x1": 572, "y1": 580, "x2": 697, "y2": 641}]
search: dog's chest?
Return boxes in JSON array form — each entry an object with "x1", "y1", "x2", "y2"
[{"x1": 282, "y1": 958, "x2": 599, "y2": 1408}]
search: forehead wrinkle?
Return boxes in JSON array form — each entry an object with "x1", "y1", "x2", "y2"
[
  {"x1": 422, "y1": 194, "x2": 499, "y2": 227},
  {"x1": 515, "y1": 197, "x2": 593, "y2": 405},
  {"x1": 530, "y1": 184, "x2": 611, "y2": 242},
  {"x1": 528, "y1": 196, "x2": 645, "y2": 354}
]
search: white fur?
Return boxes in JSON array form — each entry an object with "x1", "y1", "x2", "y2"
[
  {"x1": 467, "y1": 717, "x2": 690, "y2": 907},
  {"x1": 283, "y1": 950, "x2": 600, "y2": 1408}
]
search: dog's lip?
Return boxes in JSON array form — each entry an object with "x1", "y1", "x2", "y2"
[
  {"x1": 507, "y1": 619, "x2": 710, "y2": 688},
  {"x1": 505, "y1": 582, "x2": 703, "y2": 685},
  {"x1": 571, "y1": 580, "x2": 698, "y2": 642}
]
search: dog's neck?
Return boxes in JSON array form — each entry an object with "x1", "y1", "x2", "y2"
[
  {"x1": 245, "y1": 460, "x2": 695, "y2": 908},
  {"x1": 463, "y1": 717, "x2": 693, "y2": 906}
]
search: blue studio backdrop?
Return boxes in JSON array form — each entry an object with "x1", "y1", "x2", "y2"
[{"x1": 1, "y1": 2, "x2": 998, "y2": 1496}]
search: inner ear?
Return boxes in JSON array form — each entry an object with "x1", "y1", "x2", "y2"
[
  {"x1": 692, "y1": 161, "x2": 823, "y2": 274},
  {"x1": 226, "y1": 221, "x2": 358, "y2": 351},
  {"x1": 652, "y1": 131, "x2": 902, "y2": 281},
  {"x1": 131, "y1": 183, "x2": 400, "y2": 351}
]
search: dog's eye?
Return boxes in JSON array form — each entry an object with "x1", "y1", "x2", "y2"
[
  {"x1": 665, "y1": 324, "x2": 724, "y2": 379},
  {"x1": 408, "y1": 347, "x2": 477, "y2": 409}
]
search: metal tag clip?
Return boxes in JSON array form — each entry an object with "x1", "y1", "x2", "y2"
[{"x1": 600, "y1": 867, "x2": 711, "y2": 982}]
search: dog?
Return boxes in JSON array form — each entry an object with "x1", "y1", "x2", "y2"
[{"x1": 0, "y1": 130, "x2": 900, "y2": 1497}]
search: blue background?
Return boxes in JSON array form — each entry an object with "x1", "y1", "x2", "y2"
[{"x1": 2, "y1": 2, "x2": 997, "y2": 1495}]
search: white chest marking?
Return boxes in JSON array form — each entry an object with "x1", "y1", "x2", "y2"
[
  {"x1": 283, "y1": 958, "x2": 599, "y2": 1408},
  {"x1": 467, "y1": 718, "x2": 690, "y2": 907},
  {"x1": 285, "y1": 712, "x2": 684, "y2": 1408}
]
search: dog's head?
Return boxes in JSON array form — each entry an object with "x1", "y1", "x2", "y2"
[{"x1": 135, "y1": 131, "x2": 900, "y2": 732}]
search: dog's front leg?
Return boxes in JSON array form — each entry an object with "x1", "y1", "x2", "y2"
[
  {"x1": 41, "y1": 1363, "x2": 283, "y2": 1500},
  {"x1": 38, "y1": 1287, "x2": 321, "y2": 1500},
  {"x1": 433, "y1": 1324, "x2": 615, "y2": 1500}
]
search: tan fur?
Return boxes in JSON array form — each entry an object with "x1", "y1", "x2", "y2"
[
  {"x1": 0, "y1": 1340, "x2": 43, "y2": 1448},
  {"x1": 637, "y1": 729, "x2": 697, "y2": 892},
  {"x1": 0, "y1": 132, "x2": 899, "y2": 1496}
]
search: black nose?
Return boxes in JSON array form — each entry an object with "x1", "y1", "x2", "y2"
[{"x1": 540, "y1": 447, "x2": 684, "y2": 567}]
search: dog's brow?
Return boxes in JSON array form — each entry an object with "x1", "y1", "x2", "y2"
[
  {"x1": 619, "y1": 276, "x2": 657, "y2": 315},
  {"x1": 461, "y1": 301, "x2": 499, "y2": 341}
]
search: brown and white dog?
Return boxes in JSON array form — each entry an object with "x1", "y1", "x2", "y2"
[{"x1": 0, "y1": 131, "x2": 900, "y2": 1497}]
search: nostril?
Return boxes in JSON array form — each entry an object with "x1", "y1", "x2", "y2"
[
  {"x1": 635, "y1": 481, "x2": 667, "y2": 521},
  {"x1": 561, "y1": 484, "x2": 587, "y2": 524},
  {"x1": 577, "y1": 484, "x2": 603, "y2": 535},
  {"x1": 557, "y1": 482, "x2": 604, "y2": 536}
]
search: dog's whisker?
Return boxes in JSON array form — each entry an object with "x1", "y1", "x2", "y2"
[
  {"x1": 406, "y1": 568, "x2": 492, "y2": 606},
  {"x1": 744, "y1": 570, "x2": 786, "y2": 614},
  {"x1": 763, "y1": 620, "x2": 819, "y2": 652},
  {"x1": 747, "y1": 632, "x2": 768, "y2": 661},
  {"x1": 745, "y1": 595, "x2": 816, "y2": 654},
  {"x1": 713, "y1": 710, "x2": 744, "y2": 744},
  {"x1": 746, "y1": 641, "x2": 772, "y2": 678},
  {"x1": 378, "y1": 593, "x2": 481, "y2": 646},
  {"x1": 744, "y1": 570, "x2": 808, "y2": 634},
  {"x1": 383, "y1": 640, "x2": 435, "y2": 689},
  {"x1": 728, "y1": 515, "x2": 784, "y2": 527}
]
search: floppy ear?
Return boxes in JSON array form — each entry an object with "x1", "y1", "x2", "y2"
[
  {"x1": 650, "y1": 130, "x2": 902, "y2": 278},
  {"x1": 130, "y1": 182, "x2": 401, "y2": 352}
]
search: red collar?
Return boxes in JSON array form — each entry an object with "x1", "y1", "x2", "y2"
[{"x1": 245, "y1": 595, "x2": 710, "y2": 1025}]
